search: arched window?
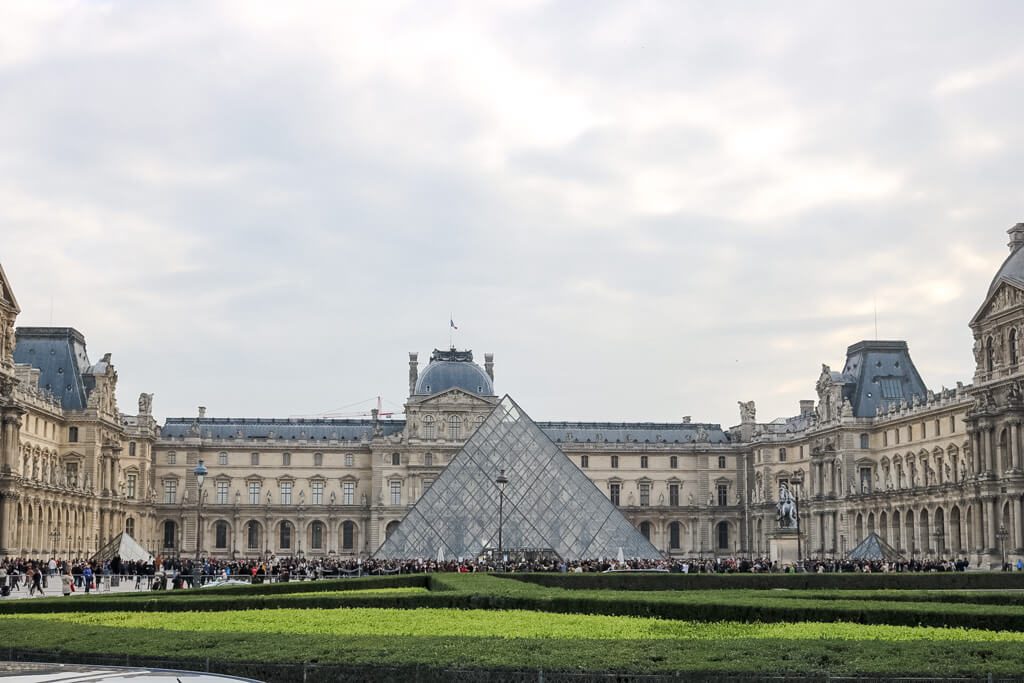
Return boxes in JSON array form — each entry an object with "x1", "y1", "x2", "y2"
[
  {"x1": 310, "y1": 521, "x2": 324, "y2": 550},
  {"x1": 215, "y1": 521, "x2": 228, "y2": 549},
  {"x1": 1011, "y1": 329, "x2": 1019, "y2": 367},
  {"x1": 279, "y1": 522, "x2": 292, "y2": 549},
  {"x1": 125, "y1": 517, "x2": 135, "y2": 537},
  {"x1": 342, "y1": 521, "x2": 355, "y2": 550},
  {"x1": 639, "y1": 521, "x2": 652, "y2": 540},
  {"x1": 391, "y1": 453, "x2": 401, "y2": 466},
  {"x1": 163, "y1": 520, "x2": 176, "y2": 549},
  {"x1": 448, "y1": 415, "x2": 461, "y2": 440},
  {"x1": 422, "y1": 415, "x2": 435, "y2": 440},
  {"x1": 716, "y1": 521, "x2": 729, "y2": 550},
  {"x1": 385, "y1": 520, "x2": 400, "y2": 540},
  {"x1": 669, "y1": 522, "x2": 681, "y2": 549},
  {"x1": 246, "y1": 521, "x2": 261, "y2": 549}
]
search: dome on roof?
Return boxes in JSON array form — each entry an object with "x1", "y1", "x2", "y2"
[
  {"x1": 987, "y1": 223, "x2": 1024, "y2": 296},
  {"x1": 415, "y1": 354, "x2": 494, "y2": 396}
]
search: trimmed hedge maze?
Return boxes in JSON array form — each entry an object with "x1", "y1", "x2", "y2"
[{"x1": 4, "y1": 573, "x2": 1024, "y2": 681}]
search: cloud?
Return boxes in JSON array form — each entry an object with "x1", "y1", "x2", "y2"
[{"x1": 0, "y1": 1, "x2": 1021, "y2": 425}]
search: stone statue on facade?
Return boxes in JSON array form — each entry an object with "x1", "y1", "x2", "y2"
[
  {"x1": 738, "y1": 401, "x2": 756, "y2": 423},
  {"x1": 2, "y1": 320, "x2": 14, "y2": 363},
  {"x1": 138, "y1": 393, "x2": 153, "y2": 415},
  {"x1": 696, "y1": 427, "x2": 709, "y2": 443},
  {"x1": 777, "y1": 483, "x2": 797, "y2": 529}
]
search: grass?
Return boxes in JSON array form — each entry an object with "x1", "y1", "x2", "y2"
[{"x1": 5, "y1": 573, "x2": 1024, "y2": 678}]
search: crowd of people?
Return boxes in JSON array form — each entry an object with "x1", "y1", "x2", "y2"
[{"x1": 0, "y1": 552, "x2": 989, "y2": 597}]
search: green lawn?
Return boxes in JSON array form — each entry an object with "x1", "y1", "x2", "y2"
[{"x1": 4, "y1": 573, "x2": 1024, "y2": 679}]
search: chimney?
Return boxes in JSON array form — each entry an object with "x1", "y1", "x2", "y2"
[
  {"x1": 1009, "y1": 223, "x2": 1024, "y2": 252},
  {"x1": 799, "y1": 400, "x2": 815, "y2": 417},
  {"x1": 198, "y1": 406, "x2": 207, "y2": 419},
  {"x1": 484, "y1": 353, "x2": 494, "y2": 381},
  {"x1": 408, "y1": 352, "x2": 419, "y2": 395}
]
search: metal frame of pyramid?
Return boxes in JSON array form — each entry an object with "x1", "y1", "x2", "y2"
[
  {"x1": 847, "y1": 531, "x2": 904, "y2": 562},
  {"x1": 91, "y1": 531, "x2": 154, "y2": 563},
  {"x1": 374, "y1": 395, "x2": 663, "y2": 560}
]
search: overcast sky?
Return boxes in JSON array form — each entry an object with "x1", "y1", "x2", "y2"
[{"x1": 1, "y1": 1, "x2": 1020, "y2": 427}]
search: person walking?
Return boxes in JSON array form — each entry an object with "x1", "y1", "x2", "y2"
[
  {"x1": 82, "y1": 565, "x2": 93, "y2": 594},
  {"x1": 60, "y1": 572, "x2": 73, "y2": 597}
]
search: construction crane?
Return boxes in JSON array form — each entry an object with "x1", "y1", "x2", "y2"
[{"x1": 289, "y1": 396, "x2": 396, "y2": 420}]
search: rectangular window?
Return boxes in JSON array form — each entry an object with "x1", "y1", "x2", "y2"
[
  {"x1": 777, "y1": 449, "x2": 786, "y2": 463},
  {"x1": 280, "y1": 481, "x2": 292, "y2": 505},
  {"x1": 670, "y1": 456, "x2": 678, "y2": 469},
  {"x1": 640, "y1": 483, "x2": 650, "y2": 506},
  {"x1": 68, "y1": 426, "x2": 79, "y2": 443},
  {"x1": 422, "y1": 479, "x2": 433, "y2": 493},
  {"x1": 895, "y1": 429, "x2": 900, "y2": 445},
  {"x1": 669, "y1": 483, "x2": 679, "y2": 507},
  {"x1": 129, "y1": 442, "x2": 137, "y2": 457},
  {"x1": 312, "y1": 480, "x2": 324, "y2": 505},
  {"x1": 314, "y1": 453, "x2": 323, "y2": 466},
  {"x1": 248, "y1": 481, "x2": 261, "y2": 505},
  {"x1": 282, "y1": 452, "x2": 291, "y2": 466},
  {"x1": 167, "y1": 452, "x2": 176, "y2": 465},
  {"x1": 163, "y1": 480, "x2": 177, "y2": 504},
  {"x1": 883, "y1": 431, "x2": 889, "y2": 447},
  {"x1": 251, "y1": 453, "x2": 260, "y2": 466},
  {"x1": 860, "y1": 433, "x2": 869, "y2": 449},
  {"x1": 343, "y1": 481, "x2": 355, "y2": 505},
  {"x1": 609, "y1": 482, "x2": 620, "y2": 506},
  {"x1": 907, "y1": 425, "x2": 913, "y2": 441},
  {"x1": 344, "y1": 453, "x2": 354, "y2": 467},
  {"x1": 390, "y1": 481, "x2": 401, "y2": 506},
  {"x1": 580, "y1": 455, "x2": 589, "y2": 468},
  {"x1": 610, "y1": 455, "x2": 619, "y2": 469},
  {"x1": 934, "y1": 419, "x2": 941, "y2": 437},
  {"x1": 216, "y1": 481, "x2": 229, "y2": 505},
  {"x1": 717, "y1": 483, "x2": 728, "y2": 507},
  {"x1": 218, "y1": 452, "x2": 228, "y2": 466},
  {"x1": 448, "y1": 416, "x2": 461, "y2": 440},
  {"x1": 719, "y1": 455, "x2": 728, "y2": 468},
  {"x1": 640, "y1": 456, "x2": 649, "y2": 469},
  {"x1": 126, "y1": 473, "x2": 137, "y2": 499}
]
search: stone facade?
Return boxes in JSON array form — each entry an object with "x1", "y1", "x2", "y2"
[{"x1": 4, "y1": 224, "x2": 1024, "y2": 568}]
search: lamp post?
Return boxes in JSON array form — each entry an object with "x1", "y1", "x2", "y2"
[
  {"x1": 496, "y1": 469, "x2": 509, "y2": 570},
  {"x1": 193, "y1": 459, "x2": 207, "y2": 561},
  {"x1": 790, "y1": 471, "x2": 804, "y2": 570},
  {"x1": 49, "y1": 528, "x2": 61, "y2": 558},
  {"x1": 997, "y1": 524, "x2": 1010, "y2": 571},
  {"x1": 933, "y1": 527, "x2": 944, "y2": 560}
]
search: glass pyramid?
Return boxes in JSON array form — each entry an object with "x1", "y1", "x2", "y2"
[{"x1": 375, "y1": 395, "x2": 662, "y2": 560}]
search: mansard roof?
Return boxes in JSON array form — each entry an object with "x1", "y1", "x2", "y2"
[
  {"x1": 839, "y1": 340, "x2": 927, "y2": 418},
  {"x1": 14, "y1": 327, "x2": 91, "y2": 410},
  {"x1": 537, "y1": 421, "x2": 730, "y2": 444},
  {"x1": 159, "y1": 417, "x2": 405, "y2": 441}
]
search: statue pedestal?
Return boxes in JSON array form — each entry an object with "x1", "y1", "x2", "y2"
[{"x1": 769, "y1": 528, "x2": 800, "y2": 565}]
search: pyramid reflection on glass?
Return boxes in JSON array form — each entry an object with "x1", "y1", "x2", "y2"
[{"x1": 375, "y1": 395, "x2": 662, "y2": 560}]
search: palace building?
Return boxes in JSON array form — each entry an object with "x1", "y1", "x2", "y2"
[{"x1": 2, "y1": 224, "x2": 1024, "y2": 568}]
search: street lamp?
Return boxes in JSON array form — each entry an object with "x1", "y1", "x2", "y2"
[
  {"x1": 997, "y1": 524, "x2": 1010, "y2": 571},
  {"x1": 933, "y1": 527, "x2": 944, "y2": 559},
  {"x1": 496, "y1": 469, "x2": 509, "y2": 570},
  {"x1": 790, "y1": 470, "x2": 804, "y2": 569},
  {"x1": 193, "y1": 459, "x2": 207, "y2": 561},
  {"x1": 49, "y1": 528, "x2": 61, "y2": 558}
]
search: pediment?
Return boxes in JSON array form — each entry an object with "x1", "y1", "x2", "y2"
[
  {"x1": 971, "y1": 281, "x2": 1024, "y2": 327},
  {"x1": 0, "y1": 263, "x2": 19, "y2": 314},
  {"x1": 414, "y1": 387, "x2": 494, "y2": 407}
]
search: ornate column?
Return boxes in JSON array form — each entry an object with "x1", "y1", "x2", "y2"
[
  {"x1": 988, "y1": 496, "x2": 999, "y2": 552},
  {"x1": 989, "y1": 428, "x2": 998, "y2": 473},
  {"x1": 1011, "y1": 421, "x2": 1019, "y2": 471}
]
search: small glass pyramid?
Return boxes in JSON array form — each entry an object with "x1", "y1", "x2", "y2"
[{"x1": 375, "y1": 395, "x2": 662, "y2": 560}]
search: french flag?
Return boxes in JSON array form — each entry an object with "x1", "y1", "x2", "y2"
[{"x1": 450, "y1": 318, "x2": 458, "y2": 330}]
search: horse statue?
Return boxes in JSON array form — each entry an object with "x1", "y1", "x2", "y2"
[{"x1": 777, "y1": 482, "x2": 798, "y2": 529}]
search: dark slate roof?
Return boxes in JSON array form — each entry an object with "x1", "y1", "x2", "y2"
[
  {"x1": 159, "y1": 417, "x2": 406, "y2": 441},
  {"x1": 840, "y1": 341, "x2": 927, "y2": 418},
  {"x1": 13, "y1": 327, "x2": 91, "y2": 411},
  {"x1": 414, "y1": 348, "x2": 494, "y2": 397},
  {"x1": 537, "y1": 421, "x2": 730, "y2": 445},
  {"x1": 986, "y1": 226, "x2": 1024, "y2": 298}
]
